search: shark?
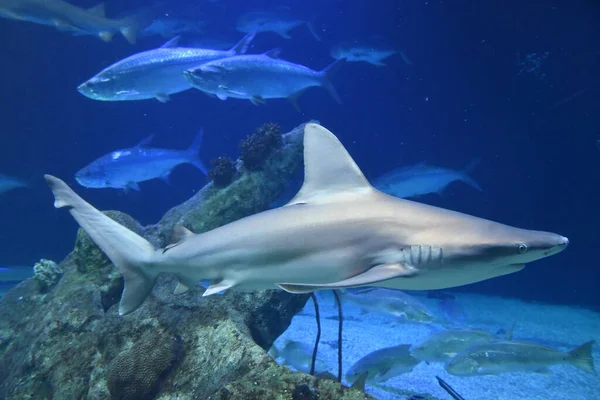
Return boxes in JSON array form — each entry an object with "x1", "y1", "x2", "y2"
[
  {"x1": 44, "y1": 123, "x2": 569, "y2": 315},
  {"x1": 0, "y1": 0, "x2": 147, "y2": 43}
]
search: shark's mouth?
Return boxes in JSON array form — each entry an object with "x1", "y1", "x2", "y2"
[{"x1": 505, "y1": 264, "x2": 525, "y2": 272}]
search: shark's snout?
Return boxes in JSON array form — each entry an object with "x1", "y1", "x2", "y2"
[
  {"x1": 550, "y1": 235, "x2": 569, "y2": 253},
  {"x1": 538, "y1": 233, "x2": 569, "y2": 258}
]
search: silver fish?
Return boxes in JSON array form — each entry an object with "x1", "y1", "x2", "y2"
[
  {"x1": 75, "y1": 131, "x2": 207, "y2": 191},
  {"x1": 269, "y1": 339, "x2": 327, "y2": 373},
  {"x1": 0, "y1": 266, "x2": 32, "y2": 282},
  {"x1": 346, "y1": 344, "x2": 420, "y2": 384},
  {"x1": 236, "y1": 10, "x2": 320, "y2": 41},
  {"x1": 331, "y1": 45, "x2": 411, "y2": 67},
  {"x1": 343, "y1": 287, "x2": 435, "y2": 323},
  {"x1": 445, "y1": 340, "x2": 596, "y2": 376},
  {"x1": 411, "y1": 328, "x2": 504, "y2": 363},
  {"x1": 373, "y1": 160, "x2": 482, "y2": 199},
  {"x1": 77, "y1": 32, "x2": 256, "y2": 102},
  {"x1": 184, "y1": 50, "x2": 344, "y2": 107}
]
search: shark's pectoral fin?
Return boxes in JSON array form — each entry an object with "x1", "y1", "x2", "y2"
[
  {"x1": 277, "y1": 263, "x2": 417, "y2": 294},
  {"x1": 155, "y1": 93, "x2": 171, "y2": 103},
  {"x1": 250, "y1": 95, "x2": 265, "y2": 106},
  {"x1": 276, "y1": 284, "x2": 317, "y2": 294},
  {"x1": 203, "y1": 279, "x2": 236, "y2": 296},
  {"x1": 174, "y1": 282, "x2": 190, "y2": 295},
  {"x1": 99, "y1": 31, "x2": 114, "y2": 42},
  {"x1": 53, "y1": 19, "x2": 75, "y2": 31},
  {"x1": 173, "y1": 275, "x2": 199, "y2": 295}
]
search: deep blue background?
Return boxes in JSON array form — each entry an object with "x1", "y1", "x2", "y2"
[{"x1": 1, "y1": 0, "x2": 598, "y2": 307}]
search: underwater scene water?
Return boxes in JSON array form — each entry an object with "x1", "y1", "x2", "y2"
[{"x1": 0, "y1": 0, "x2": 598, "y2": 399}]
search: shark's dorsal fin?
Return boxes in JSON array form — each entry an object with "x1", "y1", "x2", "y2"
[
  {"x1": 171, "y1": 225, "x2": 194, "y2": 242},
  {"x1": 163, "y1": 225, "x2": 194, "y2": 253},
  {"x1": 88, "y1": 4, "x2": 106, "y2": 17},
  {"x1": 287, "y1": 123, "x2": 373, "y2": 205},
  {"x1": 161, "y1": 36, "x2": 181, "y2": 48}
]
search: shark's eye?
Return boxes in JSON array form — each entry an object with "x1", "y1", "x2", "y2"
[{"x1": 518, "y1": 244, "x2": 528, "y2": 253}]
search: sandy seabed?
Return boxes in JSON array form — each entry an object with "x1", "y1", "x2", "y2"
[{"x1": 273, "y1": 291, "x2": 600, "y2": 400}]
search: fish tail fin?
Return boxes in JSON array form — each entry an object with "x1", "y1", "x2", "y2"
[
  {"x1": 268, "y1": 343, "x2": 280, "y2": 359},
  {"x1": 186, "y1": 129, "x2": 208, "y2": 175},
  {"x1": 399, "y1": 51, "x2": 413, "y2": 65},
  {"x1": 305, "y1": 20, "x2": 321, "y2": 41},
  {"x1": 44, "y1": 175, "x2": 158, "y2": 315},
  {"x1": 230, "y1": 31, "x2": 256, "y2": 54},
  {"x1": 568, "y1": 341, "x2": 596, "y2": 374},
  {"x1": 459, "y1": 158, "x2": 482, "y2": 191},
  {"x1": 319, "y1": 59, "x2": 345, "y2": 104}
]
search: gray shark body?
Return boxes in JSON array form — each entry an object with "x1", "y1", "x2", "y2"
[
  {"x1": 0, "y1": 0, "x2": 146, "y2": 43},
  {"x1": 45, "y1": 123, "x2": 568, "y2": 315}
]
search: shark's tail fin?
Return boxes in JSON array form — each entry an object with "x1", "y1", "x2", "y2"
[
  {"x1": 230, "y1": 31, "x2": 256, "y2": 54},
  {"x1": 186, "y1": 129, "x2": 208, "y2": 175},
  {"x1": 318, "y1": 59, "x2": 345, "y2": 104},
  {"x1": 459, "y1": 158, "x2": 483, "y2": 191},
  {"x1": 567, "y1": 340, "x2": 596, "y2": 374},
  {"x1": 44, "y1": 175, "x2": 158, "y2": 315}
]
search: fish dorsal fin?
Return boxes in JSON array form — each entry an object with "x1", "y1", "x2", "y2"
[
  {"x1": 161, "y1": 36, "x2": 181, "y2": 48},
  {"x1": 136, "y1": 135, "x2": 154, "y2": 147},
  {"x1": 88, "y1": 4, "x2": 106, "y2": 17},
  {"x1": 351, "y1": 371, "x2": 368, "y2": 391},
  {"x1": 264, "y1": 48, "x2": 282, "y2": 58},
  {"x1": 287, "y1": 123, "x2": 373, "y2": 205}
]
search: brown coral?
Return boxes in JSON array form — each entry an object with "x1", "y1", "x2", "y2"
[
  {"x1": 107, "y1": 330, "x2": 182, "y2": 400},
  {"x1": 239, "y1": 123, "x2": 283, "y2": 170},
  {"x1": 208, "y1": 156, "x2": 237, "y2": 188}
]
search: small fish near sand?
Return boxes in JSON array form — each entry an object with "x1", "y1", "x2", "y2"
[
  {"x1": 445, "y1": 340, "x2": 596, "y2": 376},
  {"x1": 75, "y1": 130, "x2": 207, "y2": 191},
  {"x1": 184, "y1": 50, "x2": 344, "y2": 109},
  {"x1": 410, "y1": 328, "x2": 508, "y2": 363},
  {"x1": 269, "y1": 339, "x2": 328, "y2": 373},
  {"x1": 342, "y1": 287, "x2": 436, "y2": 323},
  {"x1": 346, "y1": 344, "x2": 421, "y2": 385},
  {"x1": 373, "y1": 160, "x2": 482, "y2": 199}
]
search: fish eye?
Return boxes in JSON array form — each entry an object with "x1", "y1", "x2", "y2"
[{"x1": 518, "y1": 244, "x2": 528, "y2": 254}]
